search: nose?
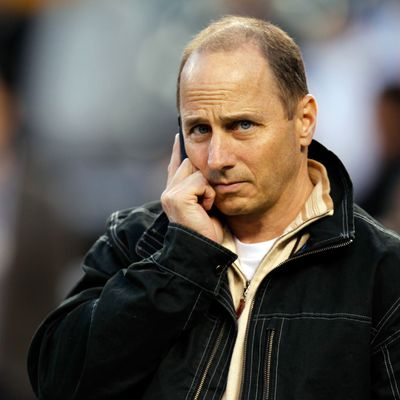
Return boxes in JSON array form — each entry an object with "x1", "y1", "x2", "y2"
[{"x1": 207, "y1": 132, "x2": 235, "y2": 171}]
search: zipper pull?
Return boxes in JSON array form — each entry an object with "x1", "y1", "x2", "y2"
[
  {"x1": 236, "y1": 298, "x2": 245, "y2": 318},
  {"x1": 236, "y1": 281, "x2": 250, "y2": 318}
]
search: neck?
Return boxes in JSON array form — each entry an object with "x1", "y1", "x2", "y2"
[{"x1": 226, "y1": 161, "x2": 314, "y2": 243}]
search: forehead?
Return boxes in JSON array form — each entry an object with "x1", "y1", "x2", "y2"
[{"x1": 179, "y1": 46, "x2": 281, "y2": 113}]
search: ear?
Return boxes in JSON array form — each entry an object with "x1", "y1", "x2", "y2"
[{"x1": 296, "y1": 94, "x2": 317, "y2": 149}]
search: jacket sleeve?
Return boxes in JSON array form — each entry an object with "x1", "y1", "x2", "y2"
[
  {"x1": 371, "y1": 243, "x2": 400, "y2": 399},
  {"x1": 27, "y1": 210, "x2": 236, "y2": 400}
]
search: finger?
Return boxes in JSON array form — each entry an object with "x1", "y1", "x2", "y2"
[
  {"x1": 200, "y1": 185, "x2": 216, "y2": 211},
  {"x1": 167, "y1": 134, "x2": 182, "y2": 186},
  {"x1": 168, "y1": 157, "x2": 200, "y2": 187},
  {"x1": 162, "y1": 170, "x2": 205, "y2": 215},
  {"x1": 174, "y1": 171, "x2": 214, "y2": 206}
]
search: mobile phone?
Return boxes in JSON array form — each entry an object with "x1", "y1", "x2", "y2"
[{"x1": 178, "y1": 116, "x2": 188, "y2": 161}]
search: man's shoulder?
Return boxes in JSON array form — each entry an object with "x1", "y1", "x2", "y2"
[{"x1": 353, "y1": 204, "x2": 400, "y2": 254}]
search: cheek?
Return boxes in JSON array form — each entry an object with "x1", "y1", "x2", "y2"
[{"x1": 251, "y1": 138, "x2": 295, "y2": 183}]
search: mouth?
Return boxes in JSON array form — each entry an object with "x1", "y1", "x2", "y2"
[{"x1": 211, "y1": 181, "x2": 245, "y2": 193}]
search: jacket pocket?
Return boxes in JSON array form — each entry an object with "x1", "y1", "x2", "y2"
[
  {"x1": 241, "y1": 323, "x2": 279, "y2": 400},
  {"x1": 263, "y1": 329, "x2": 276, "y2": 400},
  {"x1": 193, "y1": 322, "x2": 226, "y2": 400}
]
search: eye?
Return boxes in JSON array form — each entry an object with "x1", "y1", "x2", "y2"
[
  {"x1": 191, "y1": 124, "x2": 211, "y2": 135},
  {"x1": 239, "y1": 120, "x2": 253, "y2": 130},
  {"x1": 231, "y1": 120, "x2": 254, "y2": 131}
]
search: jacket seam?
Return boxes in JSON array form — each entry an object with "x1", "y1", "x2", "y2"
[
  {"x1": 71, "y1": 299, "x2": 100, "y2": 399},
  {"x1": 254, "y1": 312, "x2": 370, "y2": 323},
  {"x1": 273, "y1": 319, "x2": 284, "y2": 400},
  {"x1": 136, "y1": 243, "x2": 157, "y2": 259},
  {"x1": 220, "y1": 286, "x2": 232, "y2": 302},
  {"x1": 170, "y1": 224, "x2": 237, "y2": 259},
  {"x1": 136, "y1": 236, "x2": 160, "y2": 256},
  {"x1": 149, "y1": 226, "x2": 166, "y2": 239},
  {"x1": 254, "y1": 279, "x2": 272, "y2": 315},
  {"x1": 143, "y1": 232, "x2": 164, "y2": 248},
  {"x1": 182, "y1": 292, "x2": 202, "y2": 332},
  {"x1": 134, "y1": 214, "x2": 168, "y2": 257},
  {"x1": 354, "y1": 212, "x2": 400, "y2": 241},
  {"x1": 127, "y1": 206, "x2": 160, "y2": 219},
  {"x1": 219, "y1": 286, "x2": 235, "y2": 316},
  {"x1": 97, "y1": 235, "x2": 113, "y2": 248},
  {"x1": 138, "y1": 238, "x2": 159, "y2": 252},
  {"x1": 372, "y1": 296, "x2": 400, "y2": 343},
  {"x1": 218, "y1": 295, "x2": 233, "y2": 311},
  {"x1": 246, "y1": 315, "x2": 260, "y2": 400},
  {"x1": 256, "y1": 315, "x2": 370, "y2": 324},
  {"x1": 109, "y1": 211, "x2": 131, "y2": 263},
  {"x1": 337, "y1": 167, "x2": 352, "y2": 238},
  {"x1": 373, "y1": 328, "x2": 400, "y2": 354},
  {"x1": 341, "y1": 183, "x2": 349, "y2": 237},
  {"x1": 307, "y1": 234, "x2": 350, "y2": 249},
  {"x1": 253, "y1": 318, "x2": 266, "y2": 400},
  {"x1": 382, "y1": 345, "x2": 400, "y2": 399},
  {"x1": 184, "y1": 318, "x2": 220, "y2": 400},
  {"x1": 150, "y1": 255, "x2": 220, "y2": 295},
  {"x1": 218, "y1": 292, "x2": 235, "y2": 316}
]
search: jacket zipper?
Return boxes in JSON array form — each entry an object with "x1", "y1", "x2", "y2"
[
  {"x1": 193, "y1": 323, "x2": 225, "y2": 400},
  {"x1": 263, "y1": 330, "x2": 275, "y2": 400},
  {"x1": 238, "y1": 239, "x2": 353, "y2": 398}
]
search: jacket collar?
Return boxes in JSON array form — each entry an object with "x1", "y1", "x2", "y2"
[{"x1": 304, "y1": 140, "x2": 355, "y2": 252}]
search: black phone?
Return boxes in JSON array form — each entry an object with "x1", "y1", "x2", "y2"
[{"x1": 178, "y1": 116, "x2": 188, "y2": 161}]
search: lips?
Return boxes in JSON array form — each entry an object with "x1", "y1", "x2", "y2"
[{"x1": 212, "y1": 181, "x2": 245, "y2": 193}]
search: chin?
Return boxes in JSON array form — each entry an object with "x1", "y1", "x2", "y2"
[
  {"x1": 215, "y1": 196, "x2": 272, "y2": 219},
  {"x1": 215, "y1": 199, "x2": 252, "y2": 216}
]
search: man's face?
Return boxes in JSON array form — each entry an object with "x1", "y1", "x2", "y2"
[{"x1": 179, "y1": 46, "x2": 307, "y2": 219}]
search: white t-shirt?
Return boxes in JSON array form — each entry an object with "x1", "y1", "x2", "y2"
[{"x1": 234, "y1": 237, "x2": 277, "y2": 281}]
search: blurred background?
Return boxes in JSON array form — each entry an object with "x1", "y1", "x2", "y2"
[{"x1": 0, "y1": 0, "x2": 399, "y2": 398}]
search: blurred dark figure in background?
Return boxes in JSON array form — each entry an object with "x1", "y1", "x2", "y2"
[
  {"x1": 0, "y1": 7, "x2": 78, "y2": 400},
  {"x1": 361, "y1": 83, "x2": 400, "y2": 232},
  {"x1": 0, "y1": 13, "x2": 32, "y2": 400}
]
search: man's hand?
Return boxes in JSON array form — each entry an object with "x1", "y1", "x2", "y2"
[{"x1": 161, "y1": 134, "x2": 224, "y2": 244}]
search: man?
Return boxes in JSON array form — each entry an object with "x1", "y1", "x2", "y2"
[{"x1": 28, "y1": 16, "x2": 400, "y2": 399}]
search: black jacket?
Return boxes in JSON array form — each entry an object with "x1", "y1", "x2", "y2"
[{"x1": 28, "y1": 141, "x2": 400, "y2": 399}]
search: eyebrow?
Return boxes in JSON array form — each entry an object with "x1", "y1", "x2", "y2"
[
  {"x1": 220, "y1": 112, "x2": 264, "y2": 124},
  {"x1": 183, "y1": 112, "x2": 264, "y2": 128},
  {"x1": 183, "y1": 116, "x2": 207, "y2": 129}
]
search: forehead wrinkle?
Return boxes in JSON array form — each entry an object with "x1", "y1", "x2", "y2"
[
  {"x1": 184, "y1": 86, "x2": 236, "y2": 99},
  {"x1": 186, "y1": 101, "x2": 236, "y2": 113},
  {"x1": 184, "y1": 93, "x2": 237, "y2": 110},
  {"x1": 185, "y1": 93, "x2": 235, "y2": 102},
  {"x1": 221, "y1": 109, "x2": 266, "y2": 120},
  {"x1": 185, "y1": 84, "x2": 237, "y2": 92},
  {"x1": 183, "y1": 97, "x2": 267, "y2": 120}
]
